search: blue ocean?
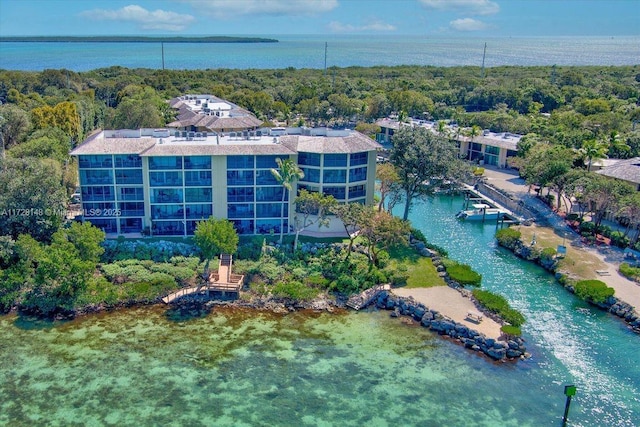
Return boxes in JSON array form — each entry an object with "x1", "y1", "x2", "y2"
[{"x1": 0, "y1": 34, "x2": 638, "y2": 71}]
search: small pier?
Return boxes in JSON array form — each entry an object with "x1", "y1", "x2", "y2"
[
  {"x1": 346, "y1": 284, "x2": 391, "y2": 310},
  {"x1": 461, "y1": 184, "x2": 524, "y2": 225},
  {"x1": 162, "y1": 254, "x2": 244, "y2": 304}
]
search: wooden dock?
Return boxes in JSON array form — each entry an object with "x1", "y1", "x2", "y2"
[
  {"x1": 346, "y1": 284, "x2": 391, "y2": 310},
  {"x1": 162, "y1": 254, "x2": 244, "y2": 304}
]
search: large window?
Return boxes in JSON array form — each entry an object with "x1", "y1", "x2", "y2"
[
  {"x1": 228, "y1": 204, "x2": 254, "y2": 219},
  {"x1": 149, "y1": 156, "x2": 182, "y2": 170},
  {"x1": 185, "y1": 204, "x2": 213, "y2": 220},
  {"x1": 324, "y1": 153, "x2": 347, "y2": 167},
  {"x1": 115, "y1": 169, "x2": 142, "y2": 185},
  {"x1": 185, "y1": 188, "x2": 212, "y2": 203},
  {"x1": 151, "y1": 189, "x2": 183, "y2": 203},
  {"x1": 185, "y1": 171, "x2": 212, "y2": 186},
  {"x1": 119, "y1": 202, "x2": 144, "y2": 217},
  {"x1": 114, "y1": 155, "x2": 141, "y2": 168},
  {"x1": 256, "y1": 219, "x2": 285, "y2": 234},
  {"x1": 120, "y1": 218, "x2": 142, "y2": 233},
  {"x1": 227, "y1": 170, "x2": 254, "y2": 186},
  {"x1": 300, "y1": 167, "x2": 320, "y2": 183},
  {"x1": 256, "y1": 155, "x2": 280, "y2": 169},
  {"x1": 183, "y1": 156, "x2": 211, "y2": 169},
  {"x1": 150, "y1": 171, "x2": 183, "y2": 187},
  {"x1": 350, "y1": 152, "x2": 368, "y2": 166},
  {"x1": 151, "y1": 204, "x2": 183, "y2": 220},
  {"x1": 119, "y1": 187, "x2": 144, "y2": 201},
  {"x1": 79, "y1": 155, "x2": 112, "y2": 169},
  {"x1": 231, "y1": 219, "x2": 254, "y2": 235},
  {"x1": 81, "y1": 186, "x2": 114, "y2": 201},
  {"x1": 256, "y1": 170, "x2": 279, "y2": 185},
  {"x1": 323, "y1": 169, "x2": 347, "y2": 184},
  {"x1": 323, "y1": 186, "x2": 346, "y2": 200},
  {"x1": 349, "y1": 184, "x2": 366, "y2": 199},
  {"x1": 256, "y1": 187, "x2": 285, "y2": 202},
  {"x1": 228, "y1": 187, "x2": 254, "y2": 203},
  {"x1": 153, "y1": 221, "x2": 184, "y2": 236},
  {"x1": 80, "y1": 169, "x2": 113, "y2": 185},
  {"x1": 82, "y1": 202, "x2": 115, "y2": 215},
  {"x1": 349, "y1": 167, "x2": 367, "y2": 183},
  {"x1": 256, "y1": 203, "x2": 283, "y2": 218},
  {"x1": 227, "y1": 155, "x2": 254, "y2": 169},
  {"x1": 298, "y1": 152, "x2": 320, "y2": 166}
]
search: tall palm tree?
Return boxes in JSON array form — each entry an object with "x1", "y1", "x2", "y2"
[
  {"x1": 580, "y1": 138, "x2": 608, "y2": 171},
  {"x1": 271, "y1": 157, "x2": 304, "y2": 244}
]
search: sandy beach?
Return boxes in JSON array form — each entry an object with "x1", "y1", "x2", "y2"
[{"x1": 392, "y1": 286, "x2": 503, "y2": 339}]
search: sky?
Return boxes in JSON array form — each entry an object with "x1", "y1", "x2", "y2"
[{"x1": 0, "y1": 0, "x2": 638, "y2": 37}]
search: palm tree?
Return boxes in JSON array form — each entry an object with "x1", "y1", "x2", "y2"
[
  {"x1": 580, "y1": 139, "x2": 608, "y2": 171},
  {"x1": 271, "y1": 157, "x2": 304, "y2": 244}
]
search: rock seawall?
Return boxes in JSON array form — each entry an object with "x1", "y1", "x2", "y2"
[
  {"x1": 499, "y1": 237, "x2": 640, "y2": 334},
  {"x1": 374, "y1": 290, "x2": 527, "y2": 361}
]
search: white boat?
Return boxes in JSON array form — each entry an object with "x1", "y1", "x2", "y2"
[{"x1": 456, "y1": 204, "x2": 504, "y2": 221}]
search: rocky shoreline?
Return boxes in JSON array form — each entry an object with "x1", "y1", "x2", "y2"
[
  {"x1": 374, "y1": 290, "x2": 527, "y2": 361},
  {"x1": 499, "y1": 235, "x2": 640, "y2": 334}
]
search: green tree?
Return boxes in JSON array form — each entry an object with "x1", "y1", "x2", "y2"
[
  {"x1": 62, "y1": 222, "x2": 106, "y2": 263},
  {"x1": 194, "y1": 217, "x2": 239, "y2": 279},
  {"x1": 331, "y1": 202, "x2": 367, "y2": 259},
  {"x1": 582, "y1": 175, "x2": 634, "y2": 232},
  {"x1": 0, "y1": 104, "x2": 31, "y2": 156},
  {"x1": 358, "y1": 210, "x2": 410, "y2": 266},
  {"x1": 292, "y1": 190, "x2": 337, "y2": 251},
  {"x1": 271, "y1": 157, "x2": 304, "y2": 243},
  {"x1": 579, "y1": 138, "x2": 608, "y2": 171},
  {"x1": 375, "y1": 162, "x2": 403, "y2": 212},
  {"x1": 0, "y1": 157, "x2": 66, "y2": 241},
  {"x1": 617, "y1": 192, "x2": 640, "y2": 246},
  {"x1": 389, "y1": 125, "x2": 467, "y2": 220}
]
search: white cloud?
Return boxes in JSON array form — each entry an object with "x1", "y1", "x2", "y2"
[
  {"x1": 179, "y1": 0, "x2": 338, "y2": 18},
  {"x1": 419, "y1": 0, "x2": 499, "y2": 16},
  {"x1": 328, "y1": 20, "x2": 396, "y2": 33},
  {"x1": 80, "y1": 5, "x2": 195, "y2": 31},
  {"x1": 449, "y1": 18, "x2": 489, "y2": 31}
]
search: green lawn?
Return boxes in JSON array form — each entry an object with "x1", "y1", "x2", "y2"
[{"x1": 388, "y1": 245, "x2": 446, "y2": 288}]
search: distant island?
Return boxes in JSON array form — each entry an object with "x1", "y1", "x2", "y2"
[{"x1": 0, "y1": 36, "x2": 278, "y2": 43}]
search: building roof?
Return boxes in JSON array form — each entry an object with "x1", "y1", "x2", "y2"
[
  {"x1": 596, "y1": 157, "x2": 640, "y2": 186},
  {"x1": 70, "y1": 131, "x2": 156, "y2": 155},
  {"x1": 376, "y1": 117, "x2": 521, "y2": 150},
  {"x1": 281, "y1": 132, "x2": 381, "y2": 154},
  {"x1": 71, "y1": 128, "x2": 381, "y2": 157},
  {"x1": 167, "y1": 94, "x2": 262, "y2": 131}
]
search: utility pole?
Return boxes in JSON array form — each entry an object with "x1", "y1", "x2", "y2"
[
  {"x1": 324, "y1": 42, "x2": 327, "y2": 75},
  {"x1": 481, "y1": 42, "x2": 487, "y2": 78}
]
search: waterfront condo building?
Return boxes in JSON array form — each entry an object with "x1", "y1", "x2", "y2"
[{"x1": 70, "y1": 126, "x2": 381, "y2": 237}]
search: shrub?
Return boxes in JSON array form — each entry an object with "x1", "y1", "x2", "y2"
[
  {"x1": 332, "y1": 274, "x2": 360, "y2": 294},
  {"x1": 610, "y1": 231, "x2": 630, "y2": 248},
  {"x1": 495, "y1": 228, "x2": 521, "y2": 248},
  {"x1": 619, "y1": 263, "x2": 640, "y2": 282},
  {"x1": 579, "y1": 221, "x2": 596, "y2": 234},
  {"x1": 599, "y1": 225, "x2": 612, "y2": 238},
  {"x1": 443, "y1": 259, "x2": 482, "y2": 287},
  {"x1": 272, "y1": 281, "x2": 319, "y2": 301},
  {"x1": 472, "y1": 289, "x2": 525, "y2": 327},
  {"x1": 574, "y1": 279, "x2": 614, "y2": 303},
  {"x1": 500, "y1": 325, "x2": 522, "y2": 337},
  {"x1": 540, "y1": 247, "x2": 557, "y2": 262},
  {"x1": 411, "y1": 228, "x2": 427, "y2": 243},
  {"x1": 473, "y1": 167, "x2": 485, "y2": 176},
  {"x1": 566, "y1": 213, "x2": 580, "y2": 222}
]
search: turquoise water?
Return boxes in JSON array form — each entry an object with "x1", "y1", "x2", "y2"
[
  {"x1": 1, "y1": 35, "x2": 638, "y2": 71},
  {"x1": 0, "y1": 195, "x2": 638, "y2": 426},
  {"x1": 402, "y1": 195, "x2": 640, "y2": 427}
]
